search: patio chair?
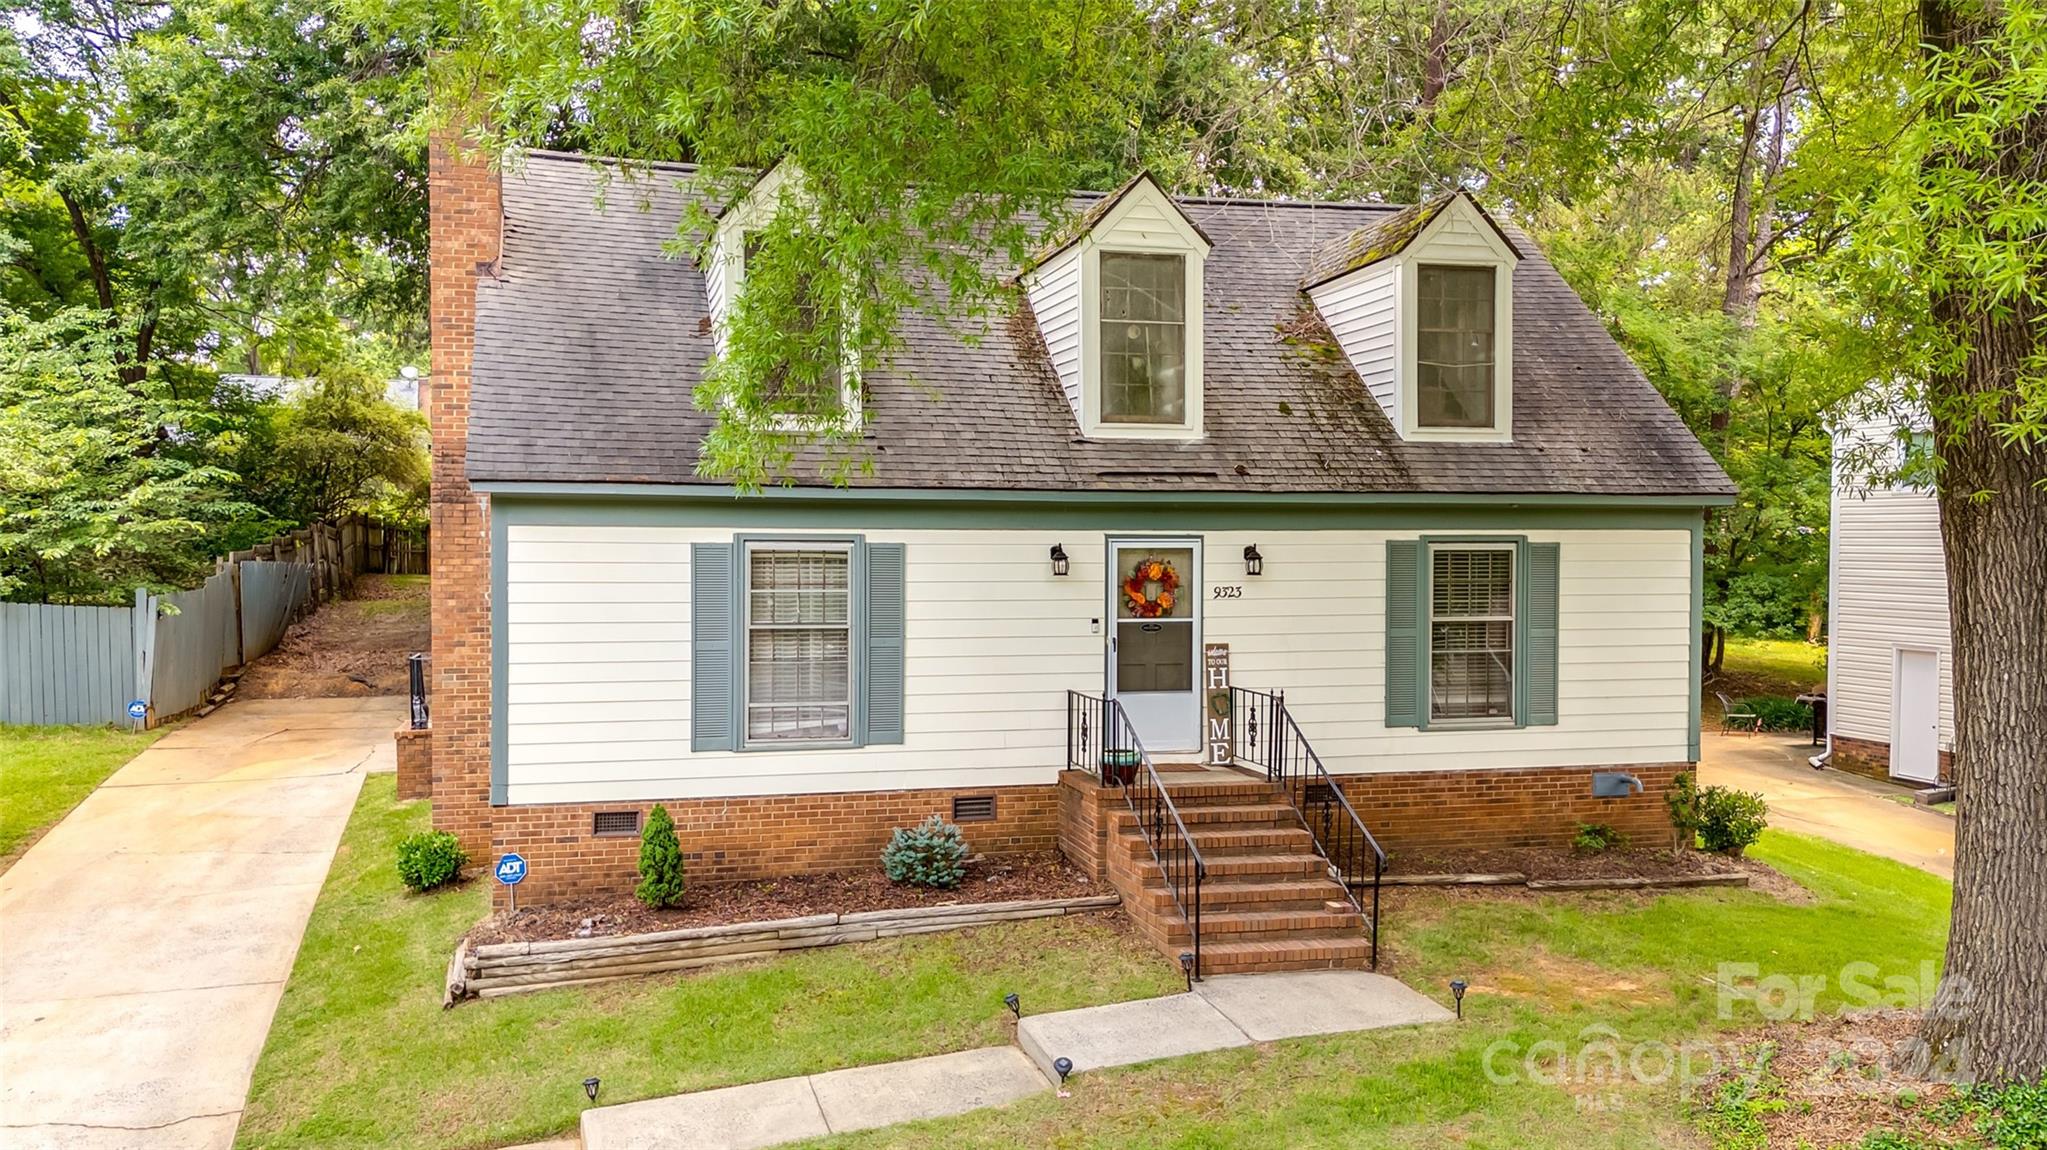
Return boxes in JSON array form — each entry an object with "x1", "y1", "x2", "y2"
[{"x1": 1717, "y1": 692, "x2": 1764, "y2": 737}]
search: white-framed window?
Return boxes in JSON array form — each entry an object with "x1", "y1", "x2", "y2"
[
  {"x1": 1429, "y1": 544, "x2": 1514, "y2": 722},
  {"x1": 743, "y1": 543, "x2": 853, "y2": 744},
  {"x1": 1416, "y1": 264, "x2": 1497, "y2": 429},
  {"x1": 1099, "y1": 251, "x2": 1189, "y2": 425}
]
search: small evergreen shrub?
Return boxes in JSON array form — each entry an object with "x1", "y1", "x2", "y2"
[
  {"x1": 881, "y1": 814, "x2": 970, "y2": 889},
  {"x1": 1696, "y1": 786, "x2": 1770, "y2": 855},
  {"x1": 396, "y1": 830, "x2": 467, "y2": 891},
  {"x1": 636, "y1": 804, "x2": 687, "y2": 908},
  {"x1": 1572, "y1": 822, "x2": 1627, "y2": 853},
  {"x1": 1667, "y1": 771, "x2": 1702, "y2": 850},
  {"x1": 1741, "y1": 694, "x2": 1814, "y2": 732}
]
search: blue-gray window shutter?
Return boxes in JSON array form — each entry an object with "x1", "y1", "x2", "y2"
[
  {"x1": 1522, "y1": 542, "x2": 1560, "y2": 726},
  {"x1": 1385, "y1": 540, "x2": 1423, "y2": 728},
  {"x1": 690, "y1": 543, "x2": 737, "y2": 751},
  {"x1": 862, "y1": 543, "x2": 907, "y2": 745}
]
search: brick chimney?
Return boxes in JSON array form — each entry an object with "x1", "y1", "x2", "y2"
[{"x1": 426, "y1": 128, "x2": 501, "y2": 864}]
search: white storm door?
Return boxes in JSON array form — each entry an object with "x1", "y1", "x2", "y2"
[
  {"x1": 1106, "y1": 539, "x2": 1201, "y2": 753},
  {"x1": 1891, "y1": 648, "x2": 1941, "y2": 784}
]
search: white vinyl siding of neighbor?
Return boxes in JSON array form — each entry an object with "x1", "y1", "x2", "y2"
[
  {"x1": 1828, "y1": 417, "x2": 1954, "y2": 754},
  {"x1": 1307, "y1": 260, "x2": 1400, "y2": 426},
  {"x1": 1023, "y1": 245, "x2": 1084, "y2": 420},
  {"x1": 501, "y1": 523, "x2": 1693, "y2": 804}
]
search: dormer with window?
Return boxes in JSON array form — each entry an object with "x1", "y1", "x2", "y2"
[
  {"x1": 1302, "y1": 193, "x2": 1521, "y2": 443},
  {"x1": 1022, "y1": 174, "x2": 1211, "y2": 440},
  {"x1": 708, "y1": 162, "x2": 861, "y2": 430}
]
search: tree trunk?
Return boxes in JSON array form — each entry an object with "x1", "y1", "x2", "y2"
[{"x1": 1913, "y1": 1, "x2": 2047, "y2": 1085}]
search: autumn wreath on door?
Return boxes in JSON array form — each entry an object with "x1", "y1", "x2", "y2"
[{"x1": 1123, "y1": 558, "x2": 1181, "y2": 618}]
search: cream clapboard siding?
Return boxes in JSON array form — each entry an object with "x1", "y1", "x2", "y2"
[
  {"x1": 1419, "y1": 212, "x2": 1509, "y2": 263},
  {"x1": 1023, "y1": 246, "x2": 1083, "y2": 419},
  {"x1": 503, "y1": 525, "x2": 1693, "y2": 804},
  {"x1": 1307, "y1": 262, "x2": 1400, "y2": 426},
  {"x1": 1828, "y1": 415, "x2": 1954, "y2": 751}
]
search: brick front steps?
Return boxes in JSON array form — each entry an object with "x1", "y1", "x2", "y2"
[{"x1": 1100, "y1": 777, "x2": 1374, "y2": 975}]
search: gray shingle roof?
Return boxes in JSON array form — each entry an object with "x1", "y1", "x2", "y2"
[{"x1": 466, "y1": 151, "x2": 1732, "y2": 498}]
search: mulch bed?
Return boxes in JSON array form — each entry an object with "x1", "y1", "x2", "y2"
[
  {"x1": 1387, "y1": 845, "x2": 1747, "y2": 882},
  {"x1": 468, "y1": 852, "x2": 1103, "y2": 947}
]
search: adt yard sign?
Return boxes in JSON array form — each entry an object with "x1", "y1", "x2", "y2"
[
  {"x1": 127, "y1": 700, "x2": 148, "y2": 720},
  {"x1": 495, "y1": 853, "x2": 528, "y2": 885}
]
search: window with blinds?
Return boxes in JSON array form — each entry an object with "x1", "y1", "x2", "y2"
[
  {"x1": 745, "y1": 546, "x2": 853, "y2": 743},
  {"x1": 1416, "y1": 264, "x2": 1497, "y2": 429},
  {"x1": 1430, "y1": 546, "x2": 1514, "y2": 721}
]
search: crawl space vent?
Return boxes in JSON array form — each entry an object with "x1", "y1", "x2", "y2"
[
  {"x1": 951, "y1": 795, "x2": 997, "y2": 823},
  {"x1": 592, "y1": 810, "x2": 641, "y2": 836}
]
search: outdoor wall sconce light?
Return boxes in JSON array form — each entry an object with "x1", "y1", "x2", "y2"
[
  {"x1": 1050, "y1": 544, "x2": 1070, "y2": 577},
  {"x1": 1243, "y1": 544, "x2": 1264, "y2": 576},
  {"x1": 1449, "y1": 980, "x2": 1468, "y2": 1021},
  {"x1": 1179, "y1": 952, "x2": 1197, "y2": 991},
  {"x1": 1004, "y1": 992, "x2": 1021, "y2": 1020},
  {"x1": 583, "y1": 1076, "x2": 602, "y2": 1103}
]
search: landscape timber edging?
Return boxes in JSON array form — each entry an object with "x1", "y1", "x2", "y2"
[{"x1": 448, "y1": 894, "x2": 1123, "y2": 1003}]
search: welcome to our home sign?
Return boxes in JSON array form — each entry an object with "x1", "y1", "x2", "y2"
[{"x1": 1204, "y1": 643, "x2": 1231, "y2": 766}]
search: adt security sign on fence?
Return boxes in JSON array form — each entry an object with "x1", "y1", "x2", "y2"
[
  {"x1": 495, "y1": 852, "x2": 529, "y2": 910},
  {"x1": 127, "y1": 700, "x2": 148, "y2": 721}
]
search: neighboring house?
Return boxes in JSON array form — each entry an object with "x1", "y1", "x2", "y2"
[
  {"x1": 419, "y1": 144, "x2": 1732, "y2": 973},
  {"x1": 1825, "y1": 410, "x2": 1954, "y2": 785}
]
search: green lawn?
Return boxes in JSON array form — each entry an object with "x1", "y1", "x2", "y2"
[
  {"x1": 234, "y1": 776, "x2": 1185, "y2": 1150},
  {"x1": 0, "y1": 723, "x2": 165, "y2": 867},
  {"x1": 1705, "y1": 636, "x2": 1828, "y2": 726}
]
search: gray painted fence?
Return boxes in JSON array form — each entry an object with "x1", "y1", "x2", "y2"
[
  {"x1": 0, "y1": 601, "x2": 138, "y2": 725},
  {"x1": 148, "y1": 568, "x2": 243, "y2": 719},
  {"x1": 239, "y1": 561, "x2": 314, "y2": 663}
]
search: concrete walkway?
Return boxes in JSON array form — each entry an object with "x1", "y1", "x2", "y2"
[
  {"x1": 0, "y1": 697, "x2": 405, "y2": 1150},
  {"x1": 1698, "y1": 732, "x2": 1955, "y2": 879},
  {"x1": 581, "y1": 970, "x2": 1450, "y2": 1150}
]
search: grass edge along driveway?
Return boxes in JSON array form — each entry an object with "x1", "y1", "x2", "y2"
[{"x1": 0, "y1": 722, "x2": 166, "y2": 870}]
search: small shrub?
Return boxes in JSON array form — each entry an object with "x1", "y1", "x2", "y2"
[
  {"x1": 636, "y1": 804, "x2": 687, "y2": 908},
  {"x1": 882, "y1": 814, "x2": 969, "y2": 889},
  {"x1": 1573, "y1": 822, "x2": 1627, "y2": 853},
  {"x1": 1697, "y1": 786, "x2": 1770, "y2": 855},
  {"x1": 1740, "y1": 694, "x2": 1814, "y2": 732},
  {"x1": 396, "y1": 830, "x2": 466, "y2": 891},
  {"x1": 1668, "y1": 771, "x2": 1702, "y2": 850}
]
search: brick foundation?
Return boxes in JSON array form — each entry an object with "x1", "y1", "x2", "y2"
[
  {"x1": 1057, "y1": 771, "x2": 1115, "y2": 881},
  {"x1": 1330, "y1": 763, "x2": 1687, "y2": 859},
  {"x1": 395, "y1": 726, "x2": 432, "y2": 801},
  {"x1": 1828, "y1": 734, "x2": 1953, "y2": 787},
  {"x1": 488, "y1": 784, "x2": 1061, "y2": 908}
]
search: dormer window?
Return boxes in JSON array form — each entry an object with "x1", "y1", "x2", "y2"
[
  {"x1": 1019, "y1": 172, "x2": 1210, "y2": 441},
  {"x1": 1416, "y1": 264, "x2": 1497, "y2": 429},
  {"x1": 1302, "y1": 192, "x2": 1520, "y2": 444},
  {"x1": 1100, "y1": 252, "x2": 1188, "y2": 425}
]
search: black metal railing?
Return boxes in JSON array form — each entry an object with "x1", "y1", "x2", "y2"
[
  {"x1": 408, "y1": 652, "x2": 430, "y2": 730},
  {"x1": 1230, "y1": 686, "x2": 1386, "y2": 969},
  {"x1": 1066, "y1": 690, "x2": 1209, "y2": 977}
]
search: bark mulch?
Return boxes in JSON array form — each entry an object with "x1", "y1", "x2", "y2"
[
  {"x1": 1688, "y1": 1009, "x2": 1997, "y2": 1149},
  {"x1": 1387, "y1": 845, "x2": 1748, "y2": 881},
  {"x1": 469, "y1": 852, "x2": 1103, "y2": 947}
]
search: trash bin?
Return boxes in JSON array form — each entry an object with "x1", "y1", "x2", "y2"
[{"x1": 1796, "y1": 692, "x2": 1826, "y2": 747}]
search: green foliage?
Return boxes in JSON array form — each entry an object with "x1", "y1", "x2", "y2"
[
  {"x1": 1688, "y1": 1042, "x2": 1784, "y2": 1150},
  {"x1": 1668, "y1": 772, "x2": 1702, "y2": 845},
  {"x1": 395, "y1": 830, "x2": 466, "y2": 891},
  {"x1": 1696, "y1": 787, "x2": 1771, "y2": 856},
  {"x1": 229, "y1": 373, "x2": 429, "y2": 526},
  {"x1": 1572, "y1": 823, "x2": 1627, "y2": 854},
  {"x1": 1956, "y1": 1081, "x2": 2047, "y2": 1150},
  {"x1": 1740, "y1": 695, "x2": 1814, "y2": 733},
  {"x1": 635, "y1": 804, "x2": 687, "y2": 909},
  {"x1": 881, "y1": 814, "x2": 969, "y2": 890}
]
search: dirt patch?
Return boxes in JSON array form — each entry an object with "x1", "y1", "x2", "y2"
[
  {"x1": 468, "y1": 851, "x2": 1104, "y2": 947},
  {"x1": 1471, "y1": 948, "x2": 1671, "y2": 1010},
  {"x1": 237, "y1": 575, "x2": 428, "y2": 699},
  {"x1": 1389, "y1": 845, "x2": 1750, "y2": 883},
  {"x1": 1688, "y1": 1009, "x2": 1997, "y2": 1149}
]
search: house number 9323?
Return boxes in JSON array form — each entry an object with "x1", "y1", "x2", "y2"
[{"x1": 1211, "y1": 586, "x2": 1244, "y2": 599}]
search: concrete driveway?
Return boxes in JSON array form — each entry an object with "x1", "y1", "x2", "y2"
[
  {"x1": 1698, "y1": 732, "x2": 1955, "y2": 879},
  {"x1": 0, "y1": 697, "x2": 403, "y2": 1149}
]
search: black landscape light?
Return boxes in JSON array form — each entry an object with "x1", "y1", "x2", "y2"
[
  {"x1": 1004, "y1": 992, "x2": 1021, "y2": 1020},
  {"x1": 1449, "y1": 980, "x2": 1468, "y2": 1021},
  {"x1": 1242, "y1": 544, "x2": 1264, "y2": 576},
  {"x1": 1053, "y1": 1057, "x2": 1074, "y2": 1085},
  {"x1": 1050, "y1": 544, "x2": 1070, "y2": 577},
  {"x1": 583, "y1": 1076, "x2": 602, "y2": 1103},
  {"x1": 1179, "y1": 952, "x2": 1197, "y2": 991}
]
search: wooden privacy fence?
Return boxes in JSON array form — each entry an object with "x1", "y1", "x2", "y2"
[{"x1": 0, "y1": 516, "x2": 427, "y2": 727}]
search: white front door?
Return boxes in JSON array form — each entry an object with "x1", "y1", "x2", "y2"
[
  {"x1": 1892, "y1": 648, "x2": 1941, "y2": 784},
  {"x1": 1107, "y1": 538, "x2": 1201, "y2": 753}
]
